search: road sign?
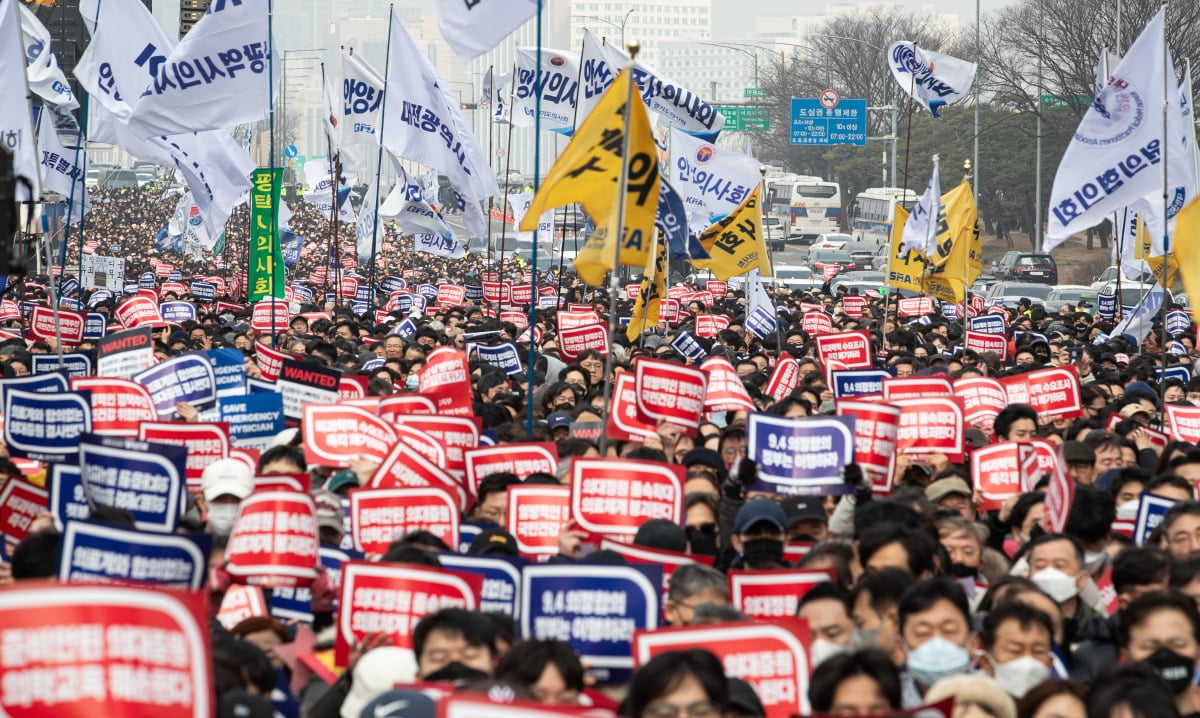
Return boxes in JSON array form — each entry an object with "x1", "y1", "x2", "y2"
[
  {"x1": 744, "y1": 87, "x2": 766, "y2": 99},
  {"x1": 283, "y1": 145, "x2": 298, "y2": 159},
  {"x1": 819, "y1": 89, "x2": 840, "y2": 109},
  {"x1": 1039, "y1": 93, "x2": 1091, "y2": 109},
  {"x1": 715, "y1": 105, "x2": 770, "y2": 132},
  {"x1": 790, "y1": 97, "x2": 867, "y2": 146}
]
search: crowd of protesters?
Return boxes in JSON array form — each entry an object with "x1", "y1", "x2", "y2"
[{"x1": 4, "y1": 185, "x2": 1200, "y2": 718}]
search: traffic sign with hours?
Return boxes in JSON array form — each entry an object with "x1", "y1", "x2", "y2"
[
  {"x1": 790, "y1": 97, "x2": 867, "y2": 147},
  {"x1": 716, "y1": 105, "x2": 770, "y2": 132}
]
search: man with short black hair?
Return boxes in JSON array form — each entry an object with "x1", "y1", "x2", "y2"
[
  {"x1": 978, "y1": 601, "x2": 1054, "y2": 698},
  {"x1": 411, "y1": 608, "x2": 497, "y2": 678}
]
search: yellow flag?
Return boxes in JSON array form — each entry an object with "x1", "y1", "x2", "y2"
[
  {"x1": 885, "y1": 181, "x2": 980, "y2": 302},
  {"x1": 626, "y1": 231, "x2": 667, "y2": 342},
  {"x1": 520, "y1": 69, "x2": 660, "y2": 286},
  {"x1": 1175, "y1": 197, "x2": 1200, "y2": 311},
  {"x1": 691, "y1": 186, "x2": 771, "y2": 280},
  {"x1": 887, "y1": 205, "x2": 931, "y2": 294},
  {"x1": 1136, "y1": 216, "x2": 1180, "y2": 286}
]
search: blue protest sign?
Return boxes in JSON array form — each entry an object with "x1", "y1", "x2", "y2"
[
  {"x1": 1096, "y1": 291, "x2": 1116, "y2": 318},
  {"x1": 457, "y1": 524, "x2": 483, "y2": 553},
  {"x1": 1134, "y1": 493, "x2": 1178, "y2": 545},
  {"x1": 30, "y1": 353, "x2": 93, "y2": 378},
  {"x1": 59, "y1": 277, "x2": 80, "y2": 296},
  {"x1": 1167, "y1": 310, "x2": 1192, "y2": 336},
  {"x1": 362, "y1": 358, "x2": 384, "y2": 371},
  {"x1": 167, "y1": 271, "x2": 182, "y2": 282},
  {"x1": 191, "y1": 281, "x2": 217, "y2": 301},
  {"x1": 270, "y1": 585, "x2": 314, "y2": 623},
  {"x1": 393, "y1": 294, "x2": 413, "y2": 314},
  {"x1": 418, "y1": 284, "x2": 438, "y2": 301},
  {"x1": 247, "y1": 377, "x2": 277, "y2": 394},
  {"x1": 475, "y1": 343, "x2": 523, "y2": 375},
  {"x1": 87, "y1": 289, "x2": 113, "y2": 307},
  {"x1": 79, "y1": 433, "x2": 188, "y2": 533},
  {"x1": 133, "y1": 353, "x2": 218, "y2": 416},
  {"x1": 138, "y1": 272, "x2": 156, "y2": 289},
  {"x1": 465, "y1": 284, "x2": 483, "y2": 302},
  {"x1": 0, "y1": 372, "x2": 68, "y2": 406},
  {"x1": 969, "y1": 314, "x2": 1006, "y2": 335},
  {"x1": 84, "y1": 312, "x2": 108, "y2": 339},
  {"x1": 351, "y1": 301, "x2": 368, "y2": 315},
  {"x1": 410, "y1": 294, "x2": 428, "y2": 314},
  {"x1": 380, "y1": 276, "x2": 406, "y2": 294},
  {"x1": 160, "y1": 300, "x2": 198, "y2": 323},
  {"x1": 355, "y1": 286, "x2": 375, "y2": 305},
  {"x1": 1157, "y1": 365, "x2": 1193, "y2": 383},
  {"x1": 220, "y1": 393, "x2": 286, "y2": 449},
  {"x1": 3, "y1": 388, "x2": 91, "y2": 462},
  {"x1": 746, "y1": 414, "x2": 856, "y2": 494},
  {"x1": 58, "y1": 520, "x2": 210, "y2": 589},
  {"x1": 48, "y1": 464, "x2": 88, "y2": 531},
  {"x1": 670, "y1": 332, "x2": 707, "y2": 362},
  {"x1": 538, "y1": 294, "x2": 559, "y2": 309},
  {"x1": 1012, "y1": 331, "x2": 1047, "y2": 344},
  {"x1": 746, "y1": 306, "x2": 778, "y2": 340},
  {"x1": 439, "y1": 553, "x2": 524, "y2": 618},
  {"x1": 521, "y1": 563, "x2": 662, "y2": 683},
  {"x1": 393, "y1": 318, "x2": 418, "y2": 339},
  {"x1": 59, "y1": 297, "x2": 84, "y2": 311},
  {"x1": 206, "y1": 348, "x2": 248, "y2": 398},
  {"x1": 940, "y1": 302, "x2": 959, "y2": 320},
  {"x1": 831, "y1": 369, "x2": 891, "y2": 398}
]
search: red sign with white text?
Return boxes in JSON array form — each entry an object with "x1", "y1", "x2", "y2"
[
  {"x1": 1167, "y1": 404, "x2": 1200, "y2": 443},
  {"x1": 464, "y1": 443, "x2": 558, "y2": 494},
  {"x1": 114, "y1": 295, "x2": 163, "y2": 328},
  {"x1": 0, "y1": 478, "x2": 48, "y2": 553},
  {"x1": 418, "y1": 348, "x2": 473, "y2": 417},
  {"x1": 634, "y1": 358, "x2": 707, "y2": 431},
  {"x1": 898, "y1": 296, "x2": 934, "y2": 317},
  {"x1": 251, "y1": 299, "x2": 291, "y2": 335},
  {"x1": 254, "y1": 344, "x2": 297, "y2": 382},
  {"x1": 392, "y1": 415, "x2": 479, "y2": 477},
  {"x1": 835, "y1": 400, "x2": 901, "y2": 495},
  {"x1": 437, "y1": 284, "x2": 466, "y2": 307},
  {"x1": 506, "y1": 485, "x2": 572, "y2": 555},
  {"x1": 558, "y1": 310, "x2": 602, "y2": 331},
  {"x1": 570, "y1": 458, "x2": 684, "y2": 536},
  {"x1": 137, "y1": 422, "x2": 230, "y2": 494},
  {"x1": 954, "y1": 377, "x2": 1008, "y2": 436},
  {"x1": 29, "y1": 305, "x2": 85, "y2": 345},
  {"x1": 700, "y1": 356, "x2": 757, "y2": 414},
  {"x1": 509, "y1": 284, "x2": 534, "y2": 306},
  {"x1": 973, "y1": 442, "x2": 1029, "y2": 510},
  {"x1": 393, "y1": 423, "x2": 447, "y2": 469},
  {"x1": 70, "y1": 377, "x2": 157, "y2": 437},
  {"x1": 706, "y1": 280, "x2": 728, "y2": 296},
  {"x1": 964, "y1": 330, "x2": 1008, "y2": 359},
  {"x1": 1001, "y1": 366, "x2": 1082, "y2": 421},
  {"x1": 350, "y1": 487, "x2": 459, "y2": 554},
  {"x1": 802, "y1": 312, "x2": 832, "y2": 336},
  {"x1": 482, "y1": 281, "x2": 509, "y2": 304},
  {"x1": 695, "y1": 314, "x2": 731, "y2": 338},
  {"x1": 729, "y1": 569, "x2": 833, "y2": 618},
  {"x1": 814, "y1": 330, "x2": 872, "y2": 369},
  {"x1": 765, "y1": 356, "x2": 800, "y2": 402},
  {"x1": 892, "y1": 397, "x2": 965, "y2": 460},
  {"x1": 378, "y1": 394, "x2": 438, "y2": 421},
  {"x1": 607, "y1": 372, "x2": 657, "y2": 441},
  {"x1": 302, "y1": 405, "x2": 397, "y2": 467},
  {"x1": 559, "y1": 323, "x2": 608, "y2": 362},
  {"x1": 841, "y1": 295, "x2": 867, "y2": 318},
  {"x1": 882, "y1": 376, "x2": 954, "y2": 401},
  {"x1": 367, "y1": 440, "x2": 463, "y2": 511},
  {"x1": 225, "y1": 491, "x2": 320, "y2": 588}
]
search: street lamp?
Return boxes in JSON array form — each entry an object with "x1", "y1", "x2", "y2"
[
  {"x1": 695, "y1": 42, "x2": 774, "y2": 93},
  {"x1": 576, "y1": 9, "x2": 634, "y2": 47}
]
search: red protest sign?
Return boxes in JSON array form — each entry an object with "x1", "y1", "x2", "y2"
[
  {"x1": 0, "y1": 300, "x2": 19, "y2": 321},
  {"x1": 607, "y1": 372, "x2": 657, "y2": 442},
  {"x1": 706, "y1": 280, "x2": 728, "y2": 295},
  {"x1": 138, "y1": 422, "x2": 231, "y2": 495},
  {"x1": 835, "y1": 400, "x2": 901, "y2": 495},
  {"x1": 882, "y1": 376, "x2": 954, "y2": 401},
  {"x1": 695, "y1": 314, "x2": 731, "y2": 339},
  {"x1": 29, "y1": 305, "x2": 85, "y2": 345},
  {"x1": 339, "y1": 376, "x2": 368, "y2": 399},
  {"x1": 765, "y1": 356, "x2": 800, "y2": 402},
  {"x1": 1024, "y1": 366, "x2": 1083, "y2": 422},
  {"x1": 634, "y1": 358, "x2": 707, "y2": 431},
  {"x1": 418, "y1": 348, "x2": 473, "y2": 416},
  {"x1": 255, "y1": 343, "x2": 297, "y2": 382},
  {"x1": 729, "y1": 568, "x2": 833, "y2": 619},
  {"x1": 660, "y1": 298, "x2": 681, "y2": 324},
  {"x1": 841, "y1": 295, "x2": 867, "y2": 318},
  {"x1": 506, "y1": 485, "x2": 571, "y2": 555},
  {"x1": 482, "y1": 281, "x2": 509, "y2": 304},
  {"x1": 973, "y1": 442, "x2": 1029, "y2": 510},
  {"x1": 0, "y1": 478, "x2": 48, "y2": 553},
  {"x1": 340, "y1": 276, "x2": 360, "y2": 297},
  {"x1": 558, "y1": 310, "x2": 602, "y2": 331},
  {"x1": 626, "y1": 283, "x2": 642, "y2": 300},
  {"x1": 350, "y1": 487, "x2": 459, "y2": 554},
  {"x1": 464, "y1": 443, "x2": 558, "y2": 494},
  {"x1": 964, "y1": 330, "x2": 1008, "y2": 360},
  {"x1": 1044, "y1": 447, "x2": 1073, "y2": 533},
  {"x1": 634, "y1": 620, "x2": 812, "y2": 718},
  {"x1": 378, "y1": 394, "x2": 438, "y2": 421},
  {"x1": 570, "y1": 458, "x2": 684, "y2": 537},
  {"x1": 954, "y1": 377, "x2": 1008, "y2": 437},
  {"x1": 559, "y1": 323, "x2": 608, "y2": 362},
  {"x1": 225, "y1": 491, "x2": 320, "y2": 587},
  {"x1": 368, "y1": 440, "x2": 464, "y2": 512},
  {"x1": 336, "y1": 561, "x2": 481, "y2": 665},
  {"x1": 802, "y1": 312, "x2": 832, "y2": 336},
  {"x1": 160, "y1": 281, "x2": 187, "y2": 297},
  {"x1": 0, "y1": 582, "x2": 212, "y2": 718},
  {"x1": 302, "y1": 404, "x2": 397, "y2": 467},
  {"x1": 394, "y1": 423, "x2": 448, "y2": 469},
  {"x1": 898, "y1": 296, "x2": 934, "y2": 317},
  {"x1": 598, "y1": 538, "x2": 716, "y2": 600},
  {"x1": 700, "y1": 356, "x2": 757, "y2": 414},
  {"x1": 814, "y1": 330, "x2": 872, "y2": 369},
  {"x1": 499, "y1": 309, "x2": 528, "y2": 329},
  {"x1": 893, "y1": 397, "x2": 965, "y2": 461},
  {"x1": 393, "y1": 415, "x2": 479, "y2": 477},
  {"x1": 251, "y1": 299, "x2": 291, "y2": 335},
  {"x1": 438, "y1": 284, "x2": 467, "y2": 307},
  {"x1": 114, "y1": 295, "x2": 163, "y2": 328},
  {"x1": 70, "y1": 377, "x2": 157, "y2": 437},
  {"x1": 508, "y1": 283, "x2": 534, "y2": 305},
  {"x1": 1167, "y1": 404, "x2": 1200, "y2": 443},
  {"x1": 218, "y1": 584, "x2": 269, "y2": 630}
]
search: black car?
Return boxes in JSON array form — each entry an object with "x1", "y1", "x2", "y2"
[{"x1": 990, "y1": 251, "x2": 1058, "y2": 284}]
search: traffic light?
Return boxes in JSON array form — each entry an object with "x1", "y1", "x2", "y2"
[{"x1": 460, "y1": 102, "x2": 478, "y2": 110}]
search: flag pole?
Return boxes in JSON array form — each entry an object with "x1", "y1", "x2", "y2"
[
  {"x1": 598, "y1": 47, "x2": 640, "y2": 457},
  {"x1": 963, "y1": 158, "x2": 973, "y2": 340},
  {"x1": 369, "y1": 7, "x2": 395, "y2": 310},
  {"x1": 555, "y1": 29, "x2": 593, "y2": 302},
  {"x1": 762, "y1": 166, "x2": 782, "y2": 361},
  {"x1": 496, "y1": 60, "x2": 518, "y2": 300},
  {"x1": 267, "y1": 0, "x2": 278, "y2": 348},
  {"x1": 485, "y1": 65, "x2": 496, "y2": 283},
  {"x1": 321, "y1": 61, "x2": 340, "y2": 308},
  {"x1": 1158, "y1": 1, "x2": 1170, "y2": 383},
  {"x1": 525, "y1": 0, "x2": 545, "y2": 435}
]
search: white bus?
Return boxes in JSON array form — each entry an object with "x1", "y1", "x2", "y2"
[
  {"x1": 850, "y1": 187, "x2": 918, "y2": 244},
  {"x1": 766, "y1": 175, "x2": 842, "y2": 240}
]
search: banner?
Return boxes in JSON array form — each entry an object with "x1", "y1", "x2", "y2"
[
  {"x1": 464, "y1": 443, "x2": 558, "y2": 493},
  {"x1": 70, "y1": 377, "x2": 157, "y2": 437},
  {"x1": 964, "y1": 330, "x2": 1008, "y2": 359},
  {"x1": 418, "y1": 347, "x2": 473, "y2": 417},
  {"x1": 96, "y1": 327, "x2": 155, "y2": 379},
  {"x1": 302, "y1": 404, "x2": 396, "y2": 466},
  {"x1": 559, "y1": 323, "x2": 608, "y2": 362},
  {"x1": 892, "y1": 397, "x2": 965, "y2": 460},
  {"x1": 506, "y1": 485, "x2": 571, "y2": 555},
  {"x1": 569, "y1": 458, "x2": 683, "y2": 536},
  {"x1": 3, "y1": 388, "x2": 91, "y2": 462},
  {"x1": 747, "y1": 414, "x2": 855, "y2": 495},
  {"x1": 888, "y1": 41, "x2": 977, "y2": 118},
  {"x1": 79, "y1": 434, "x2": 187, "y2": 533},
  {"x1": 1000, "y1": 366, "x2": 1082, "y2": 422},
  {"x1": 669, "y1": 128, "x2": 760, "y2": 235},
  {"x1": 969, "y1": 313, "x2": 1007, "y2": 334},
  {"x1": 729, "y1": 568, "x2": 833, "y2": 619},
  {"x1": 830, "y1": 369, "x2": 889, "y2": 398},
  {"x1": 954, "y1": 377, "x2": 1008, "y2": 436},
  {"x1": 29, "y1": 305, "x2": 85, "y2": 345},
  {"x1": 58, "y1": 520, "x2": 209, "y2": 590},
  {"x1": 132, "y1": 354, "x2": 217, "y2": 417},
  {"x1": 350, "y1": 487, "x2": 459, "y2": 554},
  {"x1": 0, "y1": 478, "x2": 48, "y2": 553},
  {"x1": 633, "y1": 358, "x2": 706, "y2": 431},
  {"x1": 813, "y1": 330, "x2": 873, "y2": 369},
  {"x1": 224, "y1": 491, "x2": 320, "y2": 588},
  {"x1": 249, "y1": 168, "x2": 284, "y2": 302},
  {"x1": 277, "y1": 360, "x2": 341, "y2": 420}
]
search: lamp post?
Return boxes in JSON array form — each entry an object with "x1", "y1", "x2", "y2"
[{"x1": 576, "y1": 8, "x2": 634, "y2": 47}]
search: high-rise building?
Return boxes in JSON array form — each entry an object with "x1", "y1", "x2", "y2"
[
  {"x1": 178, "y1": 0, "x2": 207, "y2": 37},
  {"x1": 565, "y1": 0, "x2": 712, "y2": 67}
]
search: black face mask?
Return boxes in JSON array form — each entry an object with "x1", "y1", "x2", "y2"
[
  {"x1": 741, "y1": 538, "x2": 784, "y2": 567},
  {"x1": 948, "y1": 562, "x2": 978, "y2": 579},
  {"x1": 1145, "y1": 647, "x2": 1195, "y2": 694},
  {"x1": 688, "y1": 531, "x2": 719, "y2": 556}
]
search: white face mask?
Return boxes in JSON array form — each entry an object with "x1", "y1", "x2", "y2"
[
  {"x1": 990, "y1": 655, "x2": 1051, "y2": 698},
  {"x1": 1032, "y1": 567, "x2": 1080, "y2": 603},
  {"x1": 206, "y1": 503, "x2": 239, "y2": 535},
  {"x1": 810, "y1": 638, "x2": 850, "y2": 667},
  {"x1": 1115, "y1": 500, "x2": 1139, "y2": 520}
]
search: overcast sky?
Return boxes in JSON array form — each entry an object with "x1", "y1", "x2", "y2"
[{"x1": 712, "y1": 0, "x2": 1019, "y2": 37}]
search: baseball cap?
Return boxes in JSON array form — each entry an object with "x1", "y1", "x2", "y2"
[
  {"x1": 359, "y1": 689, "x2": 435, "y2": 718},
  {"x1": 734, "y1": 499, "x2": 787, "y2": 534},
  {"x1": 1118, "y1": 403, "x2": 1150, "y2": 419},
  {"x1": 633, "y1": 519, "x2": 688, "y2": 553},
  {"x1": 201, "y1": 458, "x2": 253, "y2": 503},
  {"x1": 780, "y1": 495, "x2": 826, "y2": 526},
  {"x1": 546, "y1": 411, "x2": 573, "y2": 431},
  {"x1": 467, "y1": 528, "x2": 519, "y2": 556},
  {"x1": 312, "y1": 490, "x2": 345, "y2": 534},
  {"x1": 327, "y1": 469, "x2": 360, "y2": 493},
  {"x1": 339, "y1": 647, "x2": 419, "y2": 718},
  {"x1": 925, "y1": 477, "x2": 972, "y2": 504}
]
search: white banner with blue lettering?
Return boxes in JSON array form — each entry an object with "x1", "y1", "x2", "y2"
[
  {"x1": 887, "y1": 41, "x2": 977, "y2": 119},
  {"x1": 0, "y1": 0, "x2": 39, "y2": 202},
  {"x1": 126, "y1": 0, "x2": 279, "y2": 138},
  {"x1": 341, "y1": 49, "x2": 385, "y2": 146},
  {"x1": 669, "y1": 128, "x2": 760, "y2": 235},
  {"x1": 36, "y1": 110, "x2": 90, "y2": 222},
  {"x1": 18, "y1": 3, "x2": 77, "y2": 109},
  {"x1": 513, "y1": 47, "x2": 579, "y2": 133},
  {"x1": 598, "y1": 42, "x2": 725, "y2": 142},
  {"x1": 434, "y1": 0, "x2": 537, "y2": 61},
  {"x1": 508, "y1": 193, "x2": 554, "y2": 246}
]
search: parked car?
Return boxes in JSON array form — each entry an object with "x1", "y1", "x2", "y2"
[
  {"x1": 983, "y1": 281, "x2": 1056, "y2": 307},
  {"x1": 763, "y1": 216, "x2": 786, "y2": 251},
  {"x1": 102, "y1": 169, "x2": 139, "y2": 190},
  {"x1": 767, "y1": 264, "x2": 823, "y2": 292},
  {"x1": 990, "y1": 251, "x2": 1058, "y2": 284},
  {"x1": 830, "y1": 271, "x2": 885, "y2": 293},
  {"x1": 1042, "y1": 284, "x2": 1094, "y2": 312},
  {"x1": 1090, "y1": 264, "x2": 1154, "y2": 291},
  {"x1": 807, "y1": 232, "x2": 853, "y2": 250},
  {"x1": 807, "y1": 248, "x2": 857, "y2": 276}
]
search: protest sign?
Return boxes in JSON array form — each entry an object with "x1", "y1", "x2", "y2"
[
  {"x1": 368, "y1": 437, "x2": 461, "y2": 495},
  {"x1": 695, "y1": 313, "x2": 731, "y2": 338},
  {"x1": 225, "y1": 491, "x2": 320, "y2": 588},
  {"x1": 58, "y1": 520, "x2": 209, "y2": 590},
  {"x1": 392, "y1": 423, "x2": 448, "y2": 468},
  {"x1": 85, "y1": 313, "x2": 108, "y2": 340},
  {"x1": 29, "y1": 305, "x2": 85, "y2": 344},
  {"x1": 1001, "y1": 366, "x2": 1083, "y2": 422},
  {"x1": 70, "y1": 377, "x2": 157, "y2": 436},
  {"x1": 115, "y1": 295, "x2": 164, "y2": 328},
  {"x1": 350, "y1": 487, "x2": 459, "y2": 554},
  {"x1": 1167, "y1": 404, "x2": 1200, "y2": 443},
  {"x1": 764, "y1": 356, "x2": 800, "y2": 402},
  {"x1": 558, "y1": 310, "x2": 602, "y2": 330},
  {"x1": 137, "y1": 422, "x2": 231, "y2": 494},
  {"x1": 1135, "y1": 494, "x2": 1179, "y2": 545},
  {"x1": 277, "y1": 359, "x2": 341, "y2": 420},
  {"x1": 302, "y1": 404, "x2": 397, "y2": 466},
  {"x1": 30, "y1": 353, "x2": 92, "y2": 378},
  {"x1": 0, "y1": 373, "x2": 67, "y2": 406},
  {"x1": 79, "y1": 433, "x2": 188, "y2": 533},
  {"x1": 418, "y1": 348, "x2": 473, "y2": 416},
  {"x1": 671, "y1": 331, "x2": 707, "y2": 362},
  {"x1": 475, "y1": 342, "x2": 523, "y2": 375},
  {"x1": 570, "y1": 458, "x2": 684, "y2": 536},
  {"x1": 0, "y1": 582, "x2": 212, "y2": 718},
  {"x1": 206, "y1": 348, "x2": 248, "y2": 398},
  {"x1": 973, "y1": 443, "x2": 1029, "y2": 510},
  {"x1": 507, "y1": 485, "x2": 571, "y2": 555},
  {"x1": 699, "y1": 356, "x2": 757, "y2": 414},
  {"x1": 522, "y1": 563, "x2": 661, "y2": 682},
  {"x1": 954, "y1": 377, "x2": 1008, "y2": 436},
  {"x1": 0, "y1": 479, "x2": 48, "y2": 554},
  {"x1": 597, "y1": 539, "x2": 715, "y2": 603},
  {"x1": 220, "y1": 393, "x2": 286, "y2": 449},
  {"x1": 841, "y1": 295, "x2": 867, "y2": 317},
  {"x1": 217, "y1": 584, "x2": 269, "y2": 630},
  {"x1": 892, "y1": 397, "x2": 965, "y2": 460},
  {"x1": 801, "y1": 312, "x2": 832, "y2": 336},
  {"x1": 438, "y1": 553, "x2": 524, "y2": 618},
  {"x1": 898, "y1": 296, "x2": 934, "y2": 316},
  {"x1": 830, "y1": 369, "x2": 890, "y2": 398},
  {"x1": 729, "y1": 569, "x2": 833, "y2": 618},
  {"x1": 1044, "y1": 448, "x2": 1073, "y2": 533},
  {"x1": 159, "y1": 301, "x2": 197, "y2": 324},
  {"x1": 378, "y1": 394, "x2": 439, "y2": 420},
  {"x1": 132, "y1": 354, "x2": 217, "y2": 417},
  {"x1": 746, "y1": 414, "x2": 855, "y2": 495},
  {"x1": 336, "y1": 561, "x2": 481, "y2": 665},
  {"x1": 964, "y1": 330, "x2": 1008, "y2": 359},
  {"x1": 251, "y1": 298, "x2": 291, "y2": 334},
  {"x1": 254, "y1": 343, "x2": 296, "y2": 382},
  {"x1": 48, "y1": 464, "x2": 88, "y2": 530},
  {"x1": 606, "y1": 372, "x2": 658, "y2": 441},
  {"x1": 3, "y1": 388, "x2": 91, "y2": 462},
  {"x1": 96, "y1": 327, "x2": 155, "y2": 379},
  {"x1": 393, "y1": 415, "x2": 480, "y2": 477},
  {"x1": 882, "y1": 376, "x2": 954, "y2": 401},
  {"x1": 438, "y1": 283, "x2": 467, "y2": 307},
  {"x1": 559, "y1": 324, "x2": 609, "y2": 361},
  {"x1": 969, "y1": 314, "x2": 1007, "y2": 334},
  {"x1": 464, "y1": 443, "x2": 558, "y2": 493},
  {"x1": 634, "y1": 358, "x2": 707, "y2": 431}
]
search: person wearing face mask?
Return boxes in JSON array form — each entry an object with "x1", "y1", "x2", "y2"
[
  {"x1": 977, "y1": 602, "x2": 1055, "y2": 699},
  {"x1": 197, "y1": 458, "x2": 254, "y2": 536},
  {"x1": 1025, "y1": 534, "x2": 1104, "y2": 657},
  {"x1": 896, "y1": 577, "x2": 976, "y2": 707},
  {"x1": 852, "y1": 567, "x2": 913, "y2": 668},
  {"x1": 728, "y1": 499, "x2": 789, "y2": 570},
  {"x1": 684, "y1": 493, "x2": 722, "y2": 558},
  {"x1": 664, "y1": 564, "x2": 730, "y2": 627},
  {"x1": 798, "y1": 583, "x2": 860, "y2": 668},
  {"x1": 1119, "y1": 591, "x2": 1200, "y2": 717}
]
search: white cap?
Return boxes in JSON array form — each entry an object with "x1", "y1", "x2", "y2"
[
  {"x1": 200, "y1": 458, "x2": 253, "y2": 503},
  {"x1": 269, "y1": 427, "x2": 299, "y2": 448},
  {"x1": 339, "y1": 647, "x2": 418, "y2": 718}
]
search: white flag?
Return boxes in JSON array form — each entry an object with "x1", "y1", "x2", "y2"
[
  {"x1": 322, "y1": 69, "x2": 343, "y2": 149},
  {"x1": 668, "y1": 128, "x2": 762, "y2": 236},
  {"x1": 341, "y1": 50, "x2": 385, "y2": 146},
  {"x1": 746, "y1": 269, "x2": 778, "y2": 339},
  {"x1": 901, "y1": 159, "x2": 942, "y2": 256},
  {"x1": 413, "y1": 231, "x2": 466, "y2": 259},
  {"x1": 433, "y1": 0, "x2": 537, "y2": 61},
  {"x1": 491, "y1": 70, "x2": 512, "y2": 123},
  {"x1": 126, "y1": 0, "x2": 279, "y2": 138},
  {"x1": 380, "y1": 164, "x2": 456, "y2": 238},
  {"x1": 421, "y1": 170, "x2": 439, "y2": 206},
  {"x1": 166, "y1": 189, "x2": 219, "y2": 251},
  {"x1": 512, "y1": 47, "x2": 579, "y2": 132},
  {"x1": 507, "y1": 193, "x2": 554, "y2": 245},
  {"x1": 380, "y1": 14, "x2": 498, "y2": 205},
  {"x1": 1045, "y1": 10, "x2": 1177, "y2": 249},
  {"x1": 355, "y1": 182, "x2": 381, "y2": 262},
  {"x1": 888, "y1": 42, "x2": 977, "y2": 119},
  {"x1": 0, "y1": 0, "x2": 38, "y2": 202},
  {"x1": 576, "y1": 30, "x2": 616, "y2": 129},
  {"x1": 1132, "y1": 65, "x2": 1200, "y2": 253},
  {"x1": 598, "y1": 42, "x2": 725, "y2": 142},
  {"x1": 17, "y1": 3, "x2": 78, "y2": 109},
  {"x1": 1111, "y1": 284, "x2": 1163, "y2": 341},
  {"x1": 36, "y1": 112, "x2": 89, "y2": 222}
]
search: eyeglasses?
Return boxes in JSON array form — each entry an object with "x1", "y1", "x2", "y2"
[{"x1": 643, "y1": 701, "x2": 720, "y2": 718}]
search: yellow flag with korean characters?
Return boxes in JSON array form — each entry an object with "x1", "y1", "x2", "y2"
[
  {"x1": 692, "y1": 185, "x2": 771, "y2": 280},
  {"x1": 923, "y1": 180, "x2": 982, "y2": 303},
  {"x1": 1174, "y1": 197, "x2": 1200, "y2": 311},
  {"x1": 520, "y1": 69, "x2": 660, "y2": 286},
  {"x1": 627, "y1": 230, "x2": 668, "y2": 342}
]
